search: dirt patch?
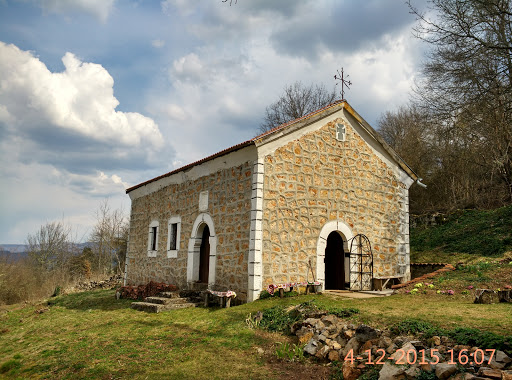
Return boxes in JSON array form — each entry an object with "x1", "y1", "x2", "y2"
[{"x1": 253, "y1": 329, "x2": 332, "y2": 380}]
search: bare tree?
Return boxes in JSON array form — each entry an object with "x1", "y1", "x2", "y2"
[
  {"x1": 259, "y1": 81, "x2": 337, "y2": 134},
  {"x1": 26, "y1": 221, "x2": 74, "y2": 272},
  {"x1": 90, "y1": 199, "x2": 129, "y2": 275},
  {"x1": 379, "y1": 102, "x2": 504, "y2": 212},
  {"x1": 408, "y1": 0, "x2": 512, "y2": 202}
]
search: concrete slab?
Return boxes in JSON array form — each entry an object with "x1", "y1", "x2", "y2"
[{"x1": 322, "y1": 289, "x2": 394, "y2": 299}]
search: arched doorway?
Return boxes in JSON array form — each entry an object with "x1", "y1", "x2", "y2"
[
  {"x1": 187, "y1": 213, "x2": 217, "y2": 286},
  {"x1": 316, "y1": 220, "x2": 353, "y2": 291},
  {"x1": 199, "y1": 225, "x2": 210, "y2": 283},
  {"x1": 324, "y1": 231, "x2": 345, "y2": 289}
]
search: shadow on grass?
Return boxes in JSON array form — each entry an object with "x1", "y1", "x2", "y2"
[{"x1": 47, "y1": 289, "x2": 134, "y2": 311}]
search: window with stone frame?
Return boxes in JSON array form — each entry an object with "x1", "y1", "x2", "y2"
[
  {"x1": 147, "y1": 220, "x2": 159, "y2": 257},
  {"x1": 167, "y1": 216, "x2": 181, "y2": 258}
]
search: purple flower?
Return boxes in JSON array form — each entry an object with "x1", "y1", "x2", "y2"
[
  {"x1": 467, "y1": 286, "x2": 474, "y2": 290},
  {"x1": 447, "y1": 290, "x2": 455, "y2": 295}
]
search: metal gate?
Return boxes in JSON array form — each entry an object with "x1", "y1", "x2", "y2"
[{"x1": 348, "y1": 234, "x2": 373, "y2": 291}]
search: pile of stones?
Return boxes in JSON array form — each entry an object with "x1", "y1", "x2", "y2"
[
  {"x1": 289, "y1": 312, "x2": 511, "y2": 380},
  {"x1": 116, "y1": 281, "x2": 178, "y2": 300},
  {"x1": 70, "y1": 274, "x2": 123, "y2": 292}
]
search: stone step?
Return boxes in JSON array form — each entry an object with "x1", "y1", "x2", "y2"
[
  {"x1": 131, "y1": 300, "x2": 202, "y2": 313},
  {"x1": 157, "y1": 291, "x2": 180, "y2": 299},
  {"x1": 131, "y1": 302, "x2": 165, "y2": 313},
  {"x1": 145, "y1": 296, "x2": 173, "y2": 305},
  {"x1": 167, "y1": 302, "x2": 201, "y2": 309},
  {"x1": 166, "y1": 297, "x2": 197, "y2": 305}
]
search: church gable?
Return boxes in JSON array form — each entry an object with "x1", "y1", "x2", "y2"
[{"x1": 256, "y1": 106, "x2": 413, "y2": 293}]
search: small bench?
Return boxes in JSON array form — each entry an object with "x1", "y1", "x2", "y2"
[
  {"x1": 373, "y1": 276, "x2": 403, "y2": 291},
  {"x1": 267, "y1": 281, "x2": 323, "y2": 298},
  {"x1": 204, "y1": 289, "x2": 237, "y2": 308}
]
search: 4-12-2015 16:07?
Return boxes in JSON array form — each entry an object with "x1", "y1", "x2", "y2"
[{"x1": 343, "y1": 348, "x2": 496, "y2": 366}]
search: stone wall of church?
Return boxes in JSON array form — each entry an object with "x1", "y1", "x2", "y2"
[
  {"x1": 126, "y1": 160, "x2": 254, "y2": 301},
  {"x1": 260, "y1": 117, "x2": 410, "y2": 288}
]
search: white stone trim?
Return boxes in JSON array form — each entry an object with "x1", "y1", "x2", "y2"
[
  {"x1": 247, "y1": 158, "x2": 264, "y2": 302},
  {"x1": 187, "y1": 213, "x2": 217, "y2": 287},
  {"x1": 316, "y1": 220, "x2": 354, "y2": 291},
  {"x1": 147, "y1": 220, "x2": 159, "y2": 257},
  {"x1": 167, "y1": 216, "x2": 181, "y2": 259},
  {"x1": 199, "y1": 191, "x2": 209, "y2": 211}
]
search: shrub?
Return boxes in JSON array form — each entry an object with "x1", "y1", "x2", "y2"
[
  {"x1": 448, "y1": 328, "x2": 511, "y2": 352},
  {"x1": 275, "y1": 342, "x2": 305, "y2": 362},
  {"x1": 391, "y1": 319, "x2": 512, "y2": 354},
  {"x1": 259, "y1": 306, "x2": 301, "y2": 334},
  {"x1": 391, "y1": 319, "x2": 441, "y2": 338}
]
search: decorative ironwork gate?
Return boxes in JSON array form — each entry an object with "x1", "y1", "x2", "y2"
[{"x1": 348, "y1": 234, "x2": 373, "y2": 291}]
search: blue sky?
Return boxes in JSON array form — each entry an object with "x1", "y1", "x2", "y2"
[{"x1": 0, "y1": 0, "x2": 426, "y2": 244}]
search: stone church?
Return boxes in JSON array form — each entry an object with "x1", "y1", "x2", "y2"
[{"x1": 124, "y1": 100, "x2": 419, "y2": 302}]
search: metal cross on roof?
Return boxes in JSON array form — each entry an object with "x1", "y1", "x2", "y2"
[{"x1": 334, "y1": 67, "x2": 352, "y2": 100}]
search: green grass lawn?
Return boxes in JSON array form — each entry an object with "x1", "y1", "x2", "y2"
[
  {"x1": 1, "y1": 288, "x2": 511, "y2": 379},
  {"x1": 411, "y1": 205, "x2": 512, "y2": 263},
  {"x1": 1, "y1": 207, "x2": 511, "y2": 379}
]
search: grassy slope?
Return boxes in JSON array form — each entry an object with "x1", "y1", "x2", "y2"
[
  {"x1": 1, "y1": 289, "x2": 511, "y2": 379},
  {"x1": 1, "y1": 207, "x2": 511, "y2": 378},
  {"x1": 410, "y1": 205, "x2": 512, "y2": 263}
]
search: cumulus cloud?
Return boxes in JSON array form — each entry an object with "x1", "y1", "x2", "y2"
[
  {"x1": 40, "y1": 0, "x2": 116, "y2": 22},
  {"x1": 0, "y1": 42, "x2": 162, "y2": 148},
  {"x1": 52, "y1": 168, "x2": 129, "y2": 197},
  {"x1": 171, "y1": 53, "x2": 205, "y2": 82},
  {"x1": 0, "y1": 161, "x2": 128, "y2": 243},
  {"x1": 268, "y1": 1, "x2": 415, "y2": 59},
  {"x1": 0, "y1": 42, "x2": 164, "y2": 173}
]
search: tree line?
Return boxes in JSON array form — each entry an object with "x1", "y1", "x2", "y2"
[
  {"x1": 379, "y1": 0, "x2": 512, "y2": 213},
  {"x1": 260, "y1": 0, "x2": 512, "y2": 214},
  {"x1": 0, "y1": 200, "x2": 128, "y2": 304}
]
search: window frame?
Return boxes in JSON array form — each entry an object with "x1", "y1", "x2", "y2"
[
  {"x1": 167, "y1": 216, "x2": 181, "y2": 258},
  {"x1": 147, "y1": 220, "x2": 159, "y2": 257}
]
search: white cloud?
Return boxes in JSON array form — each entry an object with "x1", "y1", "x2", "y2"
[
  {"x1": 171, "y1": 53, "x2": 206, "y2": 82},
  {"x1": 0, "y1": 161, "x2": 128, "y2": 243},
  {"x1": 164, "y1": 104, "x2": 187, "y2": 121},
  {"x1": 0, "y1": 42, "x2": 163, "y2": 150},
  {"x1": 52, "y1": 168, "x2": 129, "y2": 196},
  {"x1": 151, "y1": 39, "x2": 165, "y2": 48},
  {"x1": 40, "y1": 0, "x2": 116, "y2": 22}
]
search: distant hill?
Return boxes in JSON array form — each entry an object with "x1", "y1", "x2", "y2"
[
  {"x1": 0, "y1": 244, "x2": 28, "y2": 253},
  {"x1": 0, "y1": 243, "x2": 94, "y2": 260}
]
